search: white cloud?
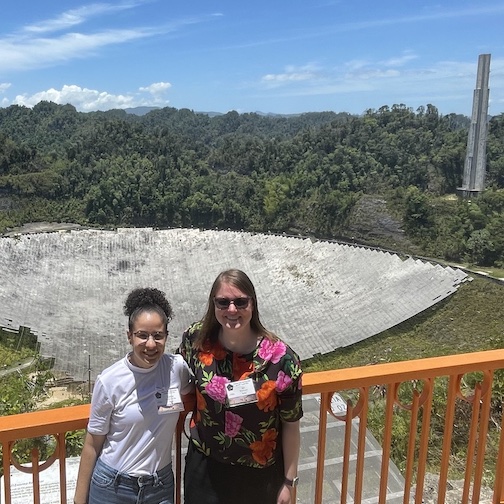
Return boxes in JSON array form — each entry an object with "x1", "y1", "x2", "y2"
[
  {"x1": 139, "y1": 82, "x2": 172, "y2": 95},
  {"x1": 252, "y1": 57, "x2": 504, "y2": 113},
  {"x1": 0, "y1": 29, "x2": 160, "y2": 73},
  {"x1": 344, "y1": 60, "x2": 370, "y2": 72},
  {"x1": 0, "y1": 83, "x2": 11, "y2": 92},
  {"x1": 0, "y1": 6, "x2": 218, "y2": 74},
  {"x1": 11, "y1": 84, "x2": 169, "y2": 112},
  {"x1": 261, "y1": 64, "x2": 320, "y2": 87},
  {"x1": 1, "y1": 97, "x2": 9, "y2": 107},
  {"x1": 346, "y1": 69, "x2": 401, "y2": 80},
  {"x1": 343, "y1": 52, "x2": 417, "y2": 80},
  {"x1": 23, "y1": 3, "x2": 142, "y2": 34},
  {"x1": 380, "y1": 52, "x2": 418, "y2": 68},
  {"x1": 262, "y1": 72, "x2": 313, "y2": 83}
]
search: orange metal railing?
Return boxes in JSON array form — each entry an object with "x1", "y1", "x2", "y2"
[
  {"x1": 303, "y1": 349, "x2": 504, "y2": 504},
  {"x1": 0, "y1": 404, "x2": 89, "y2": 504},
  {"x1": 2, "y1": 349, "x2": 504, "y2": 503},
  {"x1": 0, "y1": 403, "x2": 189, "y2": 504}
]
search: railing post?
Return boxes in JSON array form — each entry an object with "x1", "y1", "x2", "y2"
[
  {"x1": 415, "y1": 378, "x2": 433, "y2": 504},
  {"x1": 57, "y1": 432, "x2": 67, "y2": 504},
  {"x1": 403, "y1": 390, "x2": 420, "y2": 503},
  {"x1": 354, "y1": 387, "x2": 369, "y2": 504},
  {"x1": 473, "y1": 376, "x2": 493, "y2": 503},
  {"x1": 314, "y1": 392, "x2": 330, "y2": 504},
  {"x1": 378, "y1": 383, "x2": 395, "y2": 504},
  {"x1": 492, "y1": 393, "x2": 504, "y2": 504},
  {"x1": 492, "y1": 406, "x2": 504, "y2": 504},
  {"x1": 340, "y1": 402, "x2": 353, "y2": 504},
  {"x1": 175, "y1": 415, "x2": 184, "y2": 504},
  {"x1": 438, "y1": 375, "x2": 458, "y2": 503},
  {"x1": 2, "y1": 441, "x2": 13, "y2": 504},
  {"x1": 31, "y1": 448, "x2": 40, "y2": 504}
]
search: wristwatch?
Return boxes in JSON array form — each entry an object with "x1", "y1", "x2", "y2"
[{"x1": 284, "y1": 476, "x2": 299, "y2": 488}]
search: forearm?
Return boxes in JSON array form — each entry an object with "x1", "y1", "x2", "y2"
[
  {"x1": 277, "y1": 420, "x2": 300, "y2": 504},
  {"x1": 74, "y1": 432, "x2": 105, "y2": 504},
  {"x1": 281, "y1": 420, "x2": 300, "y2": 479}
]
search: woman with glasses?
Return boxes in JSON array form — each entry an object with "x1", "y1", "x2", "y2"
[
  {"x1": 179, "y1": 269, "x2": 303, "y2": 504},
  {"x1": 74, "y1": 287, "x2": 193, "y2": 504}
]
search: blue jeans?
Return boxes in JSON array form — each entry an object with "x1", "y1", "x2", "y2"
[{"x1": 89, "y1": 458, "x2": 174, "y2": 504}]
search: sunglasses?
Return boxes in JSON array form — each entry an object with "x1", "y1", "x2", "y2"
[{"x1": 213, "y1": 297, "x2": 251, "y2": 310}]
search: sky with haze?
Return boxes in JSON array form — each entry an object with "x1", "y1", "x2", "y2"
[{"x1": 1, "y1": 0, "x2": 503, "y2": 116}]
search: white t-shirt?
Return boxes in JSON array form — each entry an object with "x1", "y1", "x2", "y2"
[{"x1": 88, "y1": 352, "x2": 193, "y2": 475}]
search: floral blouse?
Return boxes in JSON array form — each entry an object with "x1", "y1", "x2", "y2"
[{"x1": 179, "y1": 322, "x2": 303, "y2": 468}]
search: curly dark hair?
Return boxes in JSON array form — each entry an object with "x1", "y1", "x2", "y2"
[{"x1": 124, "y1": 287, "x2": 173, "y2": 331}]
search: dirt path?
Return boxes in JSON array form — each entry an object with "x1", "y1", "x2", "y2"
[
  {"x1": 38, "y1": 386, "x2": 84, "y2": 408},
  {"x1": 0, "y1": 358, "x2": 36, "y2": 377},
  {"x1": 3, "y1": 221, "x2": 83, "y2": 236}
]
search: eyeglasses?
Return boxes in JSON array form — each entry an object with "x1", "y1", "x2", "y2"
[
  {"x1": 132, "y1": 331, "x2": 167, "y2": 342},
  {"x1": 213, "y1": 297, "x2": 251, "y2": 310}
]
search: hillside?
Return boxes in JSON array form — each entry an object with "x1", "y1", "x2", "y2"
[{"x1": 0, "y1": 103, "x2": 503, "y2": 267}]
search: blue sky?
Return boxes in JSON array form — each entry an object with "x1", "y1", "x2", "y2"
[{"x1": 1, "y1": 1, "x2": 503, "y2": 116}]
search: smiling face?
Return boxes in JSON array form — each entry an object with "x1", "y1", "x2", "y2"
[
  {"x1": 127, "y1": 310, "x2": 167, "y2": 369},
  {"x1": 214, "y1": 281, "x2": 254, "y2": 334}
]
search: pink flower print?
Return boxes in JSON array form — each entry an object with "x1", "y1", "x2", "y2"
[
  {"x1": 205, "y1": 376, "x2": 230, "y2": 403},
  {"x1": 258, "y1": 339, "x2": 286, "y2": 364},
  {"x1": 225, "y1": 411, "x2": 243, "y2": 438},
  {"x1": 275, "y1": 371, "x2": 292, "y2": 392}
]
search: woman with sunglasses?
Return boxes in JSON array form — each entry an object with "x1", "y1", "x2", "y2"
[
  {"x1": 179, "y1": 269, "x2": 303, "y2": 504},
  {"x1": 74, "y1": 287, "x2": 194, "y2": 504}
]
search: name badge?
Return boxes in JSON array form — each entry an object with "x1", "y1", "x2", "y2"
[
  {"x1": 156, "y1": 387, "x2": 184, "y2": 414},
  {"x1": 226, "y1": 378, "x2": 258, "y2": 407}
]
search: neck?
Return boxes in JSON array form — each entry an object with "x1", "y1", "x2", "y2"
[{"x1": 219, "y1": 328, "x2": 258, "y2": 354}]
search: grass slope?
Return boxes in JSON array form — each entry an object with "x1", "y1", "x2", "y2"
[{"x1": 304, "y1": 277, "x2": 504, "y2": 372}]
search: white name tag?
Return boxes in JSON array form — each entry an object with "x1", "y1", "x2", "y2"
[
  {"x1": 157, "y1": 387, "x2": 184, "y2": 414},
  {"x1": 226, "y1": 378, "x2": 258, "y2": 407}
]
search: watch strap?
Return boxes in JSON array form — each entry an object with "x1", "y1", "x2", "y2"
[{"x1": 284, "y1": 476, "x2": 299, "y2": 487}]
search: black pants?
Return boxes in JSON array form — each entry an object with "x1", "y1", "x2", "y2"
[{"x1": 184, "y1": 442, "x2": 284, "y2": 504}]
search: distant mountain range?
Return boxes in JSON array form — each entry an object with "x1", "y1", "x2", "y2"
[
  {"x1": 123, "y1": 106, "x2": 161, "y2": 116},
  {"x1": 123, "y1": 106, "x2": 304, "y2": 118}
]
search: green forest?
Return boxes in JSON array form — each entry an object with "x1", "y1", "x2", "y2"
[{"x1": 1, "y1": 101, "x2": 504, "y2": 266}]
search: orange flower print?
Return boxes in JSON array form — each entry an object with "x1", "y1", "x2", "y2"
[
  {"x1": 199, "y1": 340, "x2": 227, "y2": 365},
  {"x1": 193, "y1": 389, "x2": 206, "y2": 423},
  {"x1": 257, "y1": 380, "x2": 278, "y2": 412},
  {"x1": 212, "y1": 344, "x2": 227, "y2": 361},
  {"x1": 249, "y1": 429, "x2": 278, "y2": 465},
  {"x1": 233, "y1": 354, "x2": 253, "y2": 380},
  {"x1": 199, "y1": 352, "x2": 214, "y2": 366}
]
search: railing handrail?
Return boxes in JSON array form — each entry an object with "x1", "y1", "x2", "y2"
[
  {"x1": 2, "y1": 349, "x2": 504, "y2": 504},
  {"x1": 3, "y1": 350, "x2": 504, "y2": 438},
  {"x1": 0, "y1": 404, "x2": 90, "y2": 442},
  {"x1": 303, "y1": 348, "x2": 504, "y2": 393}
]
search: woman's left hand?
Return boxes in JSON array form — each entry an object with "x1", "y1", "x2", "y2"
[{"x1": 277, "y1": 483, "x2": 293, "y2": 504}]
